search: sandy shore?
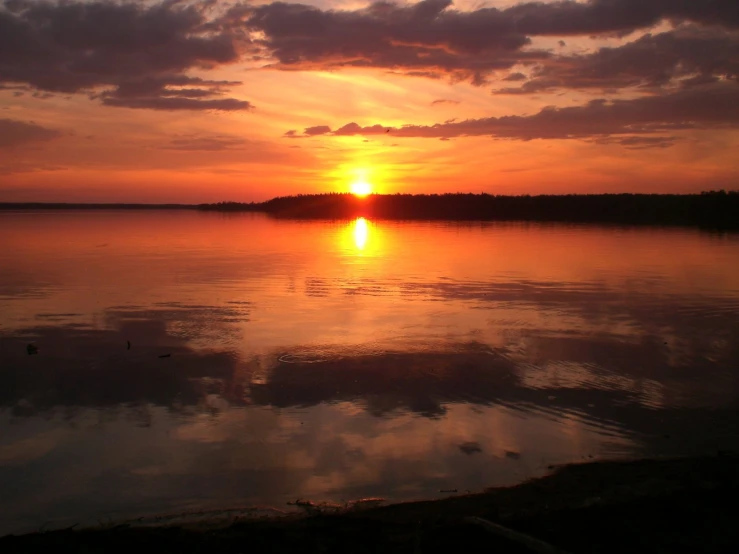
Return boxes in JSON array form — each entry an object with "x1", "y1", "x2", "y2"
[{"x1": 2, "y1": 453, "x2": 738, "y2": 553}]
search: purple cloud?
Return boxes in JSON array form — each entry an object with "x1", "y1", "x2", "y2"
[
  {"x1": 3, "y1": 0, "x2": 739, "y2": 108},
  {"x1": 240, "y1": 0, "x2": 739, "y2": 84},
  {"x1": 243, "y1": 0, "x2": 543, "y2": 85},
  {"x1": 160, "y1": 134, "x2": 249, "y2": 151},
  {"x1": 0, "y1": 118, "x2": 61, "y2": 148},
  {"x1": 0, "y1": 0, "x2": 251, "y2": 110},
  {"x1": 288, "y1": 83, "x2": 739, "y2": 147},
  {"x1": 304, "y1": 125, "x2": 332, "y2": 136},
  {"x1": 502, "y1": 72, "x2": 527, "y2": 82},
  {"x1": 494, "y1": 26, "x2": 739, "y2": 94},
  {"x1": 505, "y1": 0, "x2": 739, "y2": 36},
  {"x1": 591, "y1": 135, "x2": 679, "y2": 149}
]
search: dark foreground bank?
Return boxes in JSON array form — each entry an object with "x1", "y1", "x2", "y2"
[{"x1": 3, "y1": 454, "x2": 738, "y2": 553}]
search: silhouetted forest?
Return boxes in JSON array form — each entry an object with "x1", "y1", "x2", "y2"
[
  {"x1": 199, "y1": 191, "x2": 739, "y2": 229},
  {"x1": 3, "y1": 192, "x2": 738, "y2": 228}
]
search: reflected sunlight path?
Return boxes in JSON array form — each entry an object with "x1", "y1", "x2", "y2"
[{"x1": 354, "y1": 217, "x2": 368, "y2": 250}]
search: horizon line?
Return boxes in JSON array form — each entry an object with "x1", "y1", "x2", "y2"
[{"x1": 2, "y1": 189, "x2": 738, "y2": 207}]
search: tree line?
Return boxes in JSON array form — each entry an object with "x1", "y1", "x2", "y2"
[{"x1": 197, "y1": 191, "x2": 739, "y2": 229}]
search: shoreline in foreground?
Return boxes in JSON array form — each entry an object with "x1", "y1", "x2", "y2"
[{"x1": 3, "y1": 452, "x2": 738, "y2": 553}]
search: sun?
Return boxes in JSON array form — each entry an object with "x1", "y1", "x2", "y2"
[{"x1": 350, "y1": 180, "x2": 372, "y2": 197}]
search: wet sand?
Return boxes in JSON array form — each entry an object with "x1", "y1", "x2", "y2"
[{"x1": 2, "y1": 453, "x2": 737, "y2": 553}]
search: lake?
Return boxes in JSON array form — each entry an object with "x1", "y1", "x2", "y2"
[{"x1": 1, "y1": 210, "x2": 738, "y2": 535}]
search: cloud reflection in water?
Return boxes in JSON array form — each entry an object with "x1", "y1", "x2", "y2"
[{"x1": 1, "y1": 212, "x2": 738, "y2": 535}]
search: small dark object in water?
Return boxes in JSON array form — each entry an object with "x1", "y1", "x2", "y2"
[
  {"x1": 158, "y1": 353, "x2": 171, "y2": 358},
  {"x1": 26, "y1": 344, "x2": 38, "y2": 355},
  {"x1": 439, "y1": 489, "x2": 458, "y2": 493},
  {"x1": 459, "y1": 441, "x2": 483, "y2": 455},
  {"x1": 127, "y1": 340, "x2": 131, "y2": 350}
]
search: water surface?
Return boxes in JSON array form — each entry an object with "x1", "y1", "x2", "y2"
[{"x1": 1, "y1": 211, "x2": 738, "y2": 535}]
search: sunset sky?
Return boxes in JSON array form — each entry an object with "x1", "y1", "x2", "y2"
[{"x1": 1, "y1": 0, "x2": 738, "y2": 203}]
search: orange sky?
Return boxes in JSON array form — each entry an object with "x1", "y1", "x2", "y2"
[{"x1": 1, "y1": 0, "x2": 738, "y2": 203}]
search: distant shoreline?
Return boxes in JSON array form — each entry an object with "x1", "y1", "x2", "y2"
[
  {"x1": 2, "y1": 191, "x2": 738, "y2": 229},
  {"x1": 0, "y1": 203, "x2": 196, "y2": 210}
]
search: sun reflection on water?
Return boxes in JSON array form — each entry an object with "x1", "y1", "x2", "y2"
[
  {"x1": 354, "y1": 217, "x2": 369, "y2": 250},
  {"x1": 338, "y1": 216, "x2": 387, "y2": 262}
]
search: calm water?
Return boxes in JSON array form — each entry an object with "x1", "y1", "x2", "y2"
[{"x1": 1, "y1": 211, "x2": 738, "y2": 535}]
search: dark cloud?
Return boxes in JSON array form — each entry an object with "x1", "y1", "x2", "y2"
[
  {"x1": 240, "y1": 0, "x2": 739, "y2": 84},
  {"x1": 304, "y1": 125, "x2": 332, "y2": 136},
  {"x1": 290, "y1": 83, "x2": 739, "y2": 145},
  {"x1": 495, "y1": 27, "x2": 739, "y2": 95},
  {"x1": 160, "y1": 134, "x2": 249, "y2": 151},
  {"x1": 0, "y1": 118, "x2": 61, "y2": 148},
  {"x1": 402, "y1": 70, "x2": 445, "y2": 80},
  {"x1": 0, "y1": 161, "x2": 65, "y2": 175},
  {"x1": 244, "y1": 0, "x2": 544, "y2": 85},
  {"x1": 592, "y1": 135, "x2": 679, "y2": 149},
  {"x1": 95, "y1": 75, "x2": 251, "y2": 111},
  {"x1": 284, "y1": 125, "x2": 332, "y2": 139},
  {"x1": 4, "y1": 0, "x2": 738, "y2": 103},
  {"x1": 333, "y1": 122, "x2": 388, "y2": 136},
  {"x1": 100, "y1": 95, "x2": 251, "y2": 111},
  {"x1": 430, "y1": 98, "x2": 460, "y2": 105},
  {"x1": 0, "y1": 0, "x2": 250, "y2": 110},
  {"x1": 502, "y1": 72, "x2": 527, "y2": 81},
  {"x1": 505, "y1": 0, "x2": 739, "y2": 36}
]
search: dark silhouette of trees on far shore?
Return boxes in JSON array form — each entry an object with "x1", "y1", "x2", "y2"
[
  {"x1": 198, "y1": 190, "x2": 739, "y2": 229},
  {"x1": 2, "y1": 191, "x2": 737, "y2": 229}
]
